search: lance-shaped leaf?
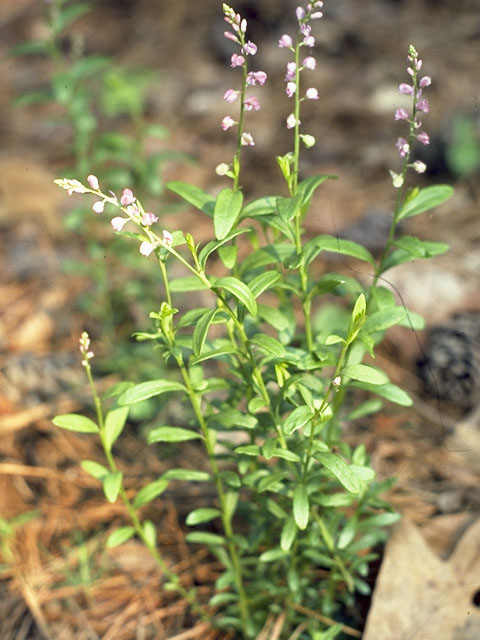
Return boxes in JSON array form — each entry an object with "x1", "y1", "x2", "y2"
[
  {"x1": 315, "y1": 452, "x2": 361, "y2": 493},
  {"x1": 283, "y1": 406, "x2": 314, "y2": 435},
  {"x1": 298, "y1": 174, "x2": 337, "y2": 204},
  {"x1": 103, "y1": 471, "x2": 123, "y2": 503},
  {"x1": 52, "y1": 414, "x2": 99, "y2": 434},
  {"x1": 166, "y1": 181, "x2": 215, "y2": 216},
  {"x1": 118, "y1": 380, "x2": 187, "y2": 405},
  {"x1": 343, "y1": 364, "x2": 388, "y2": 385},
  {"x1": 293, "y1": 483, "x2": 309, "y2": 530},
  {"x1": 213, "y1": 187, "x2": 244, "y2": 240},
  {"x1": 276, "y1": 194, "x2": 302, "y2": 221},
  {"x1": 248, "y1": 270, "x2": 281, "y2": 297},
  {"x1": 199, "y1": 228, "x2": 249, "y2": 269},
  {"x1": 133, "y1": 478, "x2": 169, "y2": 508},
  {"x1": 214, "y1": 277, "x2": 257, "y2": 316},
  {"x1": 147, "y1": 426, "x2": 202, "y2": 444},
  {"x1": 397, "y1": 184, "x2": 454, "y2": 221},
  {"x1": 104, "y1": 406, "x2": 129, "y2": 451},
  {"x1": 303, "y1": 234, "x2": 375, "y2": 267},
  {"x1": 193, "y1": 308, "x2": 219, "y2": 356}
]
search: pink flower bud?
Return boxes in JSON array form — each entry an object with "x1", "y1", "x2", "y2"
[
  {"x1": 395, "y1": 137, "x2": 410, "y2": 157},
  {"x1": 407, "y1": 67, "x2": 414, "y2": 76},
  {"x1": 285, "y1": 62, "x2": 297, "y2": 81},
  {"x1": 394, "y1": 108, "x2": 409, "y2": 120},
  {"x1": 416, "y1": 59, "x2": 423, "y2": 71},
  {"x1": 399, "y1": 83, "x2": 414, "y2": 95},
  {"x1": 310, "y1": 11, "x2": 323, "y2": 18},
  {"x1": 92, "y1": 200, "x2": 105, "y2": 214},
  {"x1": 243, "y1": 41, "x2": 257, "y2": 55},
  {"x1": 139, "y1": 241, "x2": 154, "y2": 256},
  {"x1": 244, "y1": 96, "x2": 261, "y2": 111},
  {"x1": 419, "y1": 76, "x2": 431, "y2": 88},
  {"x1": 111, "y1": 216, "x2": 129, "y2": 231},
  {"x1": 223, "y1": 89, "x2": 239, "y2": 103},
  {"x1": 296, "y1": 6, "x2": 305, "y2": 20},
  {"x1": 224, "y1": 31, "x2": 238, "y2": 43},
  {"x1": 230, "y1": 53, "x2": 245, "y2": 67},
  {"x1": 240, "y1": 18, "x2": 247, "y2": 32},
  {"x1": 162, "y1": 230, "x2": 173, "y2": 246},
  {"x1": 286, "y1": 82, "x2": 297, "y2": 97},
  {"x1": 303, "y1": 35, "x2": 315, "y2": 47},
  {"x1": 305, "y1": 87, "x2": 319, "y2": 100},
  {"x1": 142, "y1": 212, "x2": 158, "y2": 226},
  {"x1": 416, "y1": 99, "x2": 429, "y2": 113},
  {"x1": 417, "y1": 131, "x2": 430, "y2": 145},
  {"x1": 120, "y1": 188, "x2": 135, "y2": 206},
  {"x1": 303, "y1": 56, "x2": 316, "y2": 70},
  {"x1": 279, "y1": 34, "x2": 293, "y2": 48},
  {"x1": 241, "y1": 132, "x2": 255, "y2": 146},
  {"x1": 87, "y1": 174, "x2": 99, "y2": 190},
  {"x1": 221, "y1": 116, "x2": 236, "y2": 131}
]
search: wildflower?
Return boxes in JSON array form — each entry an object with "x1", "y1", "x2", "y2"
[
  {"x1": 412, "y1": 160, "x2": 427, "y2": 173},
  {"x1": 241, "y1": 132, "x2": 255, "y2": 146},
  {"x1": 243, "y1": 41, "x2": 257, "y2": 55},
  {"x1": 224, "y1": 89, "x2": 240, "y2": 103},
  {"x1": 389, "y1": 170, "x2": 404, "y2": 188},
  {"x1": 300, "y1": 24, "x2": 311, "y2": 37},
  {"x1": 310, "y1": 11, "x2": 323, "y2": 18},
  {"x1": 416, "y1": 99, "x2": 429, "y2": 113},
  {"x1": 417, "y1": 131, "x2": 430, "y2": 145},
  {"x1": 305, "y1": 87, "x2": 319, "y2": 100},
  {"x1": 286, "y1": 113, "x2": 300, "y2": 129},
  {"x1": 230, "y1": 53, "x2": 245, "y2": 67},
  {"x1": 419, "y1": 76, "x2": 431, "y2": 88},
  {"x1": 221, "y1": 116, "x2": 236, "y2": 131},
  {"x1": 303, "y1": 56, "x2": 316, "y2": 69},
  {"x1": 224, "y1": 31, "x2": 238, "y2": 43},
  {"x1": 296, "y1": 6, "x2": 305, "y2": 20},
  {"x1": 303, "y1": 35, "x2": 315, "y2": 47},
  {"x1": 79, "y1": 331, "x2": 94, "y2": 366},
  {"x1": 92, "y1": 200, "x2": 105, "y2": 214},
  {"x1": 394, "y1": 108, "x2": 409, "y2": 121},
  {"x1": 286, "y1": 82, "x2": 297, "y2": 97},
  {"x1": 300, "y1": 134, "x2": 316, "y2": 148},
  {"x1": 142, "y1": 212, "x2": 158, "y2": 226},
  {"x1": 246, "y1": 71, "x2": 267, "y2": 85},
  {"x1": 139, "y1": 241, "x2": 155, "y2": 257},
  {"x1": 279, "y1": 34, "x2": 293, "y2": 48},
  {"x1": 215, "y1": 162, "x2": 230, "y2": 176},
  {"x1": 162, "y1": 230, "x2": 173, "y2": 246},
  {"x1": 399, "y1": 83, "x2": 414, "y2": 95},
  {"x1": 87, "y1": 174, "x2": 99, "y2": 190},
  {"x1": 244, "y1": 96, "x2": 261, "y2": 111},
  {"x1": 54, "y1": 178, "x2": 88, "y2": 195},
  {"x1": 285, "y1": 62, "x2": 297, "y2": 81},
  {"x1": 395, "y1": 137, "x2": 410, "y2": 157},
  {"x1": 240, "y1": 18, "x2": 247, "y2": 32},
  {"x1": 111, "y1": 216, "x2": 129, "y2": 231},
  {"x1": 120, "y1": 188, "x2": 135, "y2": 206}
]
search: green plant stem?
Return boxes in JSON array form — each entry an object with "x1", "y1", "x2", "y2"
[{"x1": 82, "y1": 362, "x2": 211, "y2": 623}]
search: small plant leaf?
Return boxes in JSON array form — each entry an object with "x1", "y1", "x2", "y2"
[
  {"x1": 259, "y1": 548, "x2": 288, "y2": 562},
  {"x1": 214, "y1": 277, "x2": 257, "y2": 316},
  {"x1": 293, "y1": 483, "x2": 309, "y2": 530},
  {"x1": 103, "y1": 471, "x2": 123, "y2": 503},
  {"x1": 186, "y1": 532, "x2": 226, "y2": 545},
  {"x1": 169, "y1": 276, "x2": 212, "y2": 292},
  {"x1": 342, "y1": 364, "x2": 388, "y2": 385},
  {"x1": 198, "y1": 228, "x2": 249, "y2": 269},
  {"x1": 393, "y1": 235, "x2": 449, "y2": 259},
  {"x1": 52, "y1": 414, "x2": 99, "y2": 433},
  {"x1": 133, "y1": 478, "x2": 169, "y2": 509},
  {"x1": 166, "y1": 181, "x2": 215, "y2": 216},
  {"x1": 162, "y1": 469, "x2": 210, "y2": 482},
  {"x1": 281, "y1": 516, "x2": 298, "y2": 551},
  {"x1": 276, "y1": 194, "x2": 302, "y2": 221},
  {"x1": 297, "y1": 174, "x2": 337, "y2": 203},
  {"x1": 350, "y1": 381, "x2": 413, "y2": 406},
  {"x1": 397, "y1": 184, "x2": 454, "y2": 221},
  {"x1": 186, "y1": 508, "x2": 221, "y2": 526},
  {"x1": 118, "y1": 380, "x2": 186, "y2": 405},
  {"x1": 248, "y1": 271, "x2": 281, "y2": 297},
  {"x1": 315, "y1": 452, "x2": 361, "y2": 493},
  {"x1": 283, "y1": 406, "x2": 314, "y2": 435},
  {"x1": 193, "y1": 308, "x2": 219, "y2": 356},
  {"x1": 106, "y1": 526, "x2": 135, "y2": 549},
  {"x1": 250, "y1": 334, "x2": 285, "y2": 357},
  {"x1": 214, "y1": 187, "x2": 244, "y2": 240},
  {"x1": 104, "y1": 406, "x2": 129, "y2": 451},
  {"x1": 147, "y1": 426, "x2": 202, "y2": 444},
  {"x1": 143, "y1": 520, "x2": 157, "y2": 547},
  {"x1": 241, "y1": 195, "x2": 277, "y2": 218},
  {"x1": 80, "y1": 460, "x2": 109, "y2": 479},
  {"x1": 303, "y1": 235, "x2": 376, "y2": 267}
]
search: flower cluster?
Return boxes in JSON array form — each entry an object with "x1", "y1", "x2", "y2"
[
  {"x1": 221, "y1": 3, "x2": 267, "y2": 147},
  {"x1": 54, "y1": 176, "x2": 172, "y2": 257},
  {"x1": 394, "y1": 44, "x2": 431, "y2": 174},
  {"x1": 278, "y1": 2, "x2": 324, "y2": 137},
  {"x1": 79, "y1": 331, "x2": 94, "y2": 367}
]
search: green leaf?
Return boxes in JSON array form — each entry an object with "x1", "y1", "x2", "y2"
[
  {"x1": 104, "y1": 407, "x2": 129, "y2": 451},
  {"x1": 248, "y1": 271, "x2": 281, "y2": 298},
  {"x1": 9, "y1": 41, "x2": 48, "y2": 57},
  {"x1": 257, "y1": 304, "x2": 291, "y2": 332},
  {"x1": 350, "y1": 381, "x2": 413, "y2": 406},
  {"x1": 186, "y1": 532, "x2": 225, "y2": 545},
  {"x1": 306, "y1": 277, "x2": 345, "y2": 303},
  {"x1": 346, "y1": 398, "x2": 383, "y2": 420},
  {"x1": 208, "y1": 409, "x2": 258, "y2": 430},
  {"x1": 52, "y1": 414, "x2": 99, "y2": 434},
  {"x1": 103, "y1": 471, "x2": 123, "y2": 503},
  {"x1": 133, "y1": 478, "x2": 169, "y2": 508},
  {"x1": 213, "y1": 188, "x2": 244, "y2": 240},
  {"x1": 143, "y1": 520, "x2": 157, "y2": 547},
  {"x1": 276, "y1": 194, "x2": 302, "y2": 221},
  {"x1": 293, "y1": 483, "x2": 309, "y2": 530},
  {"x1": 363, "y1": 307, "x2": 412, "y2": 333},
  {"x1": 147, "y1": 426, "x2": 201, "y2": 444},
  {"x1": 259, "y1": 548, "x2": 288, "y2": 562},
  {"x1": 315, "y1": 452, "x2": 361, "y2": 493},
  {"x1": 297, "y1": 174, "x2": 336, "y2": 203},
  {"x1": 393, "y1": 235, "x2": 449, "y2": 259},
  {"x1": 80, "y1": 460, "x2": 108, "y2": 479},
  {"x1": 342, "y1": 364, "x2": 388, "y2": 385},
  {"x1": 280, "y1": 516, "x2": 297, "y2": 551},
  {"x1": 162, "y1": 469, "x2": 210, "y2": 482},
  {"x1": 397, "y1": 184, "x2": 454, "y2": 221},
  {"x1": 250, "y1": 334, "x2": 285, "y2": 357},
  {"x1": 169, "y1": 276, "x2": 211, "y2": 292},
  {"x1": 12, "y1": 90, "x2": 52, "y2": 107},
  {"x1": 106, "y1": 526, "x2": 135, "y2": 549},
  {"x1": 118, "y1": 380, "x2": 186, "y2": 405},
  {"x1": 193, "y1": 308, "x2": 219, "y2": 356},
  {"x1": 271, "y1": 448, "x2": 301, "y2": 462},
  {"x1": 190, "y1": 344, "x2": 239, "y2": 365},
  {"x1": 218, "y1": 245, "x2": 238, "y2": 269},
  {"x1": 283, "y1": 406, "x2": 313, "y2": 435},
  {"x1": 234, "y1": 445, "x2": 260, "y2": 457},
  {"x1": 214, "y1": 277, "x2": 257, "y2": 316},
  {"x1": 303, "y1": 235, "x2": 375, "y2": 267},
  {"x1": 186, "y1": 508, "x2": 221, "y2": 526},
  {"x1": 104, "y1": 382, "x2": 134, "y2": 398},
  {"x1": 166, "y1": 181, "x2": 215, "y2": 216},
  {"x1": 241, "y1": 195, "x2": 277, "y2": 219}
]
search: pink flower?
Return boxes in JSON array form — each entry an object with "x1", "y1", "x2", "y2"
[
  {"x1": 419, "y1": 76, "x2": 431, "y2": 88},
  {"x1": 279, "y1": 34, "x2": 293, "y2": 48},
  {"x1": 142, "y1": 212, "x2": 158, "y2": 226},
  {"x1": 244, "y1": 96, "x2": 261, "y2": 111},
  {"x1": 162, "y1": 230, "x2": 173, "y2": 246},
  {"x1": 300, "y1": 24, "x2": 311, "y2": 37},
  {"x1": 139, "y1": 241, "x2": 154, "y2": 256},
  {"x1": 224, "y1": 31, "x2": 238, "y2": 43},
  {"x1": 394, "y1": 108, "x2": 409, "y2": 120},
  {"x1": 303, "y1": 35, "x2": 315, "y2": 47},
  {"x1": 285, "y1": 62, "x2": 297, "y2": 81},
  {"x1": 240, "y1": 18, "x2": 247, "y2": 33},
  {"x1": 310, "y1": 11, "x2": 323, "y2": 18},
  {"x1": 286, "y1": 82, "x2": 297, "y2": 97},
  {"x1": 296, "y1": 6, "x2": 305, "y2": 20},
  {"x1": 395, "y1": 137, "x2": 410, "y2": 157},
  {"x1": 416, "y1": 99, "x2": 429, "y2": 113},
  {"x1": 246, "y1": 71, "x2": 267, "y2": 85},
  {"x1": 120, "y1": 188, "x2": 135, "y2": 206},
  {"x1": 230, "y1": 53, "x2": 245, "y2": 67},
  {"x1": 111, "y1": 216, "x2": 129, "y2": 231},
  {"x1": 399, "y1": 83, "x2": 414, "y2": 95},
  {"x1": 286, "y1": 113, "x2": 300, "y2": 129},
  {"x1": 243, "y1": 41, "x2": 257, "y2": 55},
  {"x1": 221, "y1": 116, "x2": 236, "y2": 131},
  {"x1": 92, "y1": 200, "x2": 105, "y2": 214},
  {"x1": 417, "y1": 131, "x2": 430, "y2": 145},
  {"x1": 87, "y1": 174, "x2": 99, "y2": 190},
  {"x1": 305, "y1": 87, "x2": 319, "y2": 100},
  {"x1": 241, "y1": 132, "x2": 255, "y2": 146},
  {"x1": 303, "y1": 56, "x2": 316, "y2": 70},
  {"x1": 224, "y1": 89, "x2": 239, "y2": 103}
]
